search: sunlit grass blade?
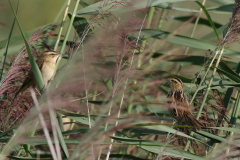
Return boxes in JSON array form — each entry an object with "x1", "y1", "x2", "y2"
[
  {"x1": 54, "y1": 0, "x2": 71, "y2": 51},
  {"x1": 7, "y1": 0, "x2": 44, "y2": 93},
  {"x1": 52, "y1": 0, "x2": 80, "y2": 79}
]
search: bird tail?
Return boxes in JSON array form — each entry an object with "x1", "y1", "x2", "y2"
[
  {"x1": 184, "y1": 114, "x2": 203, "y2": 130},
  {"x1": 13, "y1": 82, "x2": 31, "y2": 101},
  {"x1": 13, "y1": 88, "x2": 21, "y2": 102}
]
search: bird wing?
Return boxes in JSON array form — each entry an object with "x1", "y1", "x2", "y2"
[
  {"x1": 36, "y1": 58, "x2": 44, "y2": 70},
  {"x1": 14, "y1": 58, "x2": 45, "y2": 98},
  {"x1": 168, "y1": 91, "x2": 192, "y2": 118},
  {"x1": 21, "y1": 58, "x2": 44, "y2": 86}
]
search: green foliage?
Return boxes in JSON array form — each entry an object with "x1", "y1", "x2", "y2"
[{"x1": 1, "y1": 0, "x2": 240, "y2": 159}]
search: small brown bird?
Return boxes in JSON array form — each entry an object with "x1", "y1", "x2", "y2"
[
  {"x1": 14, "y1": 51, "x2": 61, "y2": 99},
  {"x1": 166, "y1": 77, "x2": 203, "y2": 130}
]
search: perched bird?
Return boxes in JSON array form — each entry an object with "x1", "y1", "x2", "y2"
[
  {"x1": 14, "y1": 51, "x2": 61, "y2": 99},
  {"x1": 166, "y1": 77, "x2": 203, "y2": 130}
]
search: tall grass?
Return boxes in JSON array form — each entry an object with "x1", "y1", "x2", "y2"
[{"x1": 1, "y1": 0, "x2": 240, "y2": 159}]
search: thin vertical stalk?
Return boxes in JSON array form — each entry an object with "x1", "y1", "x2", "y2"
[
  {"x1": 49, "y1": 108, "x2": 62, "y2": 160},
  {"x1": 91, "y1": 88, "x2": 97, "y2": 114},
  {"x1": 68, "y1": 1, "x2": 118, "y2": 59},
  {"x1": 225, "y1": 92, "x2": 240, "y2": 155},
  {"x1": 54, "y1": 0, "x2": 79, "y2": 134},
  {"x1": 219, "y1": 62, "x2": 240, "y2": 125},
  {"x1": 54, "y1": 0, "x2": 71, "y2": 51},
  {"x1": 230, "y1": 92, "x2": 240, "y2": 129},
  {"x1": 54, "y1": 0, "x2": 70, "y2": 23},
  {"x1": 127, "y1": 6, "x2": 154, "y2": 113},
  {"x1": 178, "y1": 0, "x2": 207, "y2": 73},
  {"x1": 158, "y1": 8, "x2": 166, "y2": 29},
  {"x1": 0, "y1": 1, "x2": 18, "y2": 80},
  {"x1": 197, "y1": 49, "x2": 224, "y2": 119},
  {"x1": 156, "y1": 8, "x2": 167, "y2": 124},
  {"x1": 7, "y1": 0, "x2": 45, "y2": 93},
  {"x1": 98, "y1": 37, "x2": 128, "y2": 160},
  {"x1": 30, "y1": 89, "x2": 58, "y2": 160},
  {"x1": 127, "y1": 5, "x2": 155, "y2": 113},
  {"x1": 189, "y1": 50, "x2": 220, "y2": 105},
  {"x1": 97, "y1": 63, "x2": 122, "y2": 160},
  {"x1": 82, "y1": 44, "x2": 95, "y2": 159},
  {"x1": 138, "y1": 7, "x2": 154, "y2": 68},
  {"x1": 105, "y1": 14, "x2": 147, "y2": 160},
  {"x1": 52, "y1": 0, "x2": 80, "y2": 79},
  {"x1": 141, "y1": 7, "x2": 154, "y2": 50},
  {"x1": 57, "y1": 113, "x2": 64, "y2": 132},
  {"x1": 184, "y1": 48, "x2": 224, "y2": 152}
]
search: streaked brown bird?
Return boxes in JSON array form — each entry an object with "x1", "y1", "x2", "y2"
[
  {"x1": 166, "y1": 77, "x2": 203, "y2": 130},
  {"x1": 14, "y1": 51, "x2": 61, "y2": 99}
]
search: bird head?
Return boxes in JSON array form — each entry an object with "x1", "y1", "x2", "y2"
[
  {"x1": 166, "y1": 77, "x2": 183, "y2": 91},
  {"x1": 41, "y1": 51, "x2": 61, "y2": 63}
]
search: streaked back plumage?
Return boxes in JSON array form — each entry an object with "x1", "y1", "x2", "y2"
[{"x1": 166, "y1": 77, "x2": 203, "y2": 130}]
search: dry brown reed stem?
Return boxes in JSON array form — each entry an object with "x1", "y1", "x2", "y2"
[
  {"x1": 105, "y1": 13, "x2": 148, "y2": 160},
  {"x1": 82, "y1": 43, "x2": 95, "y2": 159},
  {"x1": 30, "y1": 89, "x2": 58, "y2": 160},
  {"x1": 54, "y1": 0, "x2": 71, "y2": 51},
  {"x1": 46, "y1": 88, "x2": 62, "y2": 160}
]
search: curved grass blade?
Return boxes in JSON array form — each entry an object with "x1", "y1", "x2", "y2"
[
  {"x1": 195, "y1": 1, "x2": 220, "y2": 41},
  {"x1": 207, "y1": 127, "x2": 240, "y2": 133},
  {"x1": 51, "y1": 111, "x2": 69, "y2": 158},
  {"x1": 220, "y1": 62, "x2": 240, "y2": 125},
  {"x1": 112, "y1": 136, "x2": 205, "y2": 160},
  {"x1": 0, "y1": 40, "x2": 62, "y2": 58},
  {"x1": 62, "y1": 128, "x2": 89, "y2": 136},
  {"x1": 198, "y1": 79, "x2": 240, "y2": 90},
  {"x1": 7, "y1": 0, "x2": 44, "y2": 93},
  {"x1": 0, "y1": 1, "x2": 18, "y2": 80},
  {"x1": 208, "y1": 0, "x2": 234, "y2": 5},
  {"x1": 109, "y1": 154, "x2": 151, "y2": 160},
  {"x1": 141, "y1": 124, "x2": 210, "y2": 146},
  {"x1": 216, "y1": 67, "x2": 240, "y2": 83},
  {"x1": 196, "y1": 130, "x2": 225, "y2": 142},
  {"x1": 141, "y1": 30, "x2": 240, "y2": 58},
  {"x1": 52, "y1": 0, "x2": 80, "y2": 79},
  {"x1": 67, "y1": 13, "x2": 91, "y2": 37},
  {"x1": 208, "y1": 4, "x2": 233, "y2": 12},
  {"x1": 156, "y1": 3, "x2": 199, "y2": 12},
  {"x1": 201, "y1": 23, "x2": 228, "y2": 40},
  {"x1": 0, "y1": 21, "x2": 62, "y2": 52},
  {"x1": 7, "y1": 156, "x2": 47, "y2": 160},
  {"x1": 219, "y1": 61, "x2": 240, "y2": 79},
  {"x1": 77, "y1": 0, "x2": 197, "y2": 15},
  {"x1": 152, "y1": 53, "x2": 236, "y2": 66},
  {"x1": 79, "y1": 0, "x2": 89, "y2": 7},
  {"x1": 173, "y1": 16, "x2": 222, "y2": 28}
]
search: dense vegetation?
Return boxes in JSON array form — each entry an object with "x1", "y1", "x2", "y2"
[{"x1": 0, "y1": 0, "x2": 240, "y2": 159}]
